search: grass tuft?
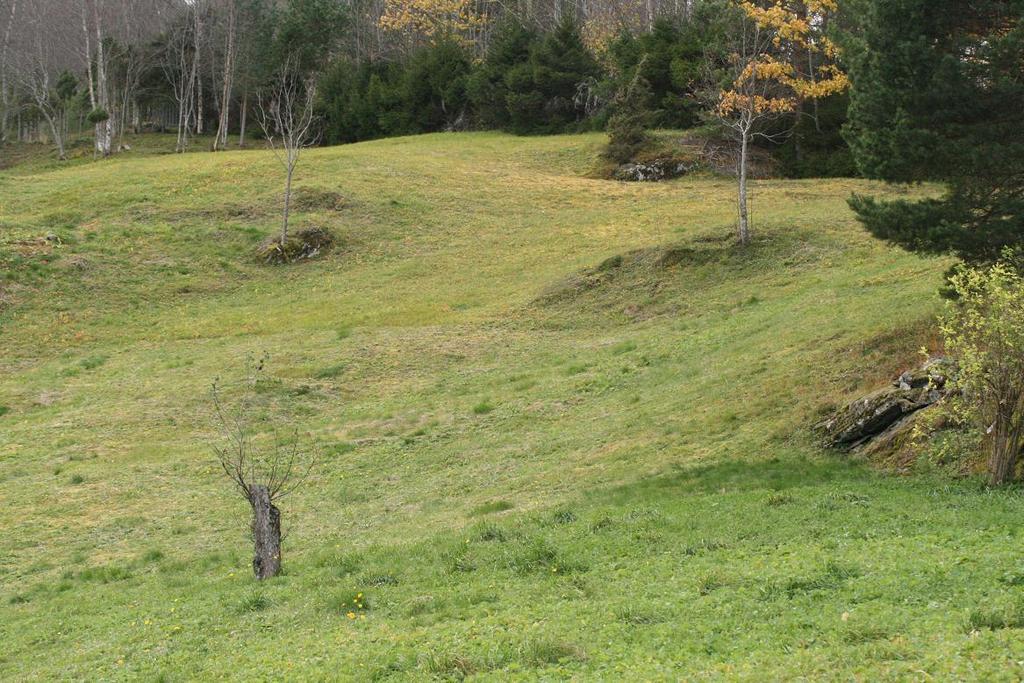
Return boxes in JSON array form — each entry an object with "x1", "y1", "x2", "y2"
[
  {"x1": 238, "y1": 591, "x2": 271, "y2": 613},
  {"x1": 471, "y1": 500, "x2": 513, "y2": 516},
  {"x1": 472, "y1": 401, "x2": 494, "y2": 415}
]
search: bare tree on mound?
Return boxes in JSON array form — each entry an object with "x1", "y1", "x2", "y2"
[
  {"x1": 255, "y1": 56, "x2": 319, "y2": 246},
  {"x1": 208, "y1": 355, "x2": 318, "y2": 580}
]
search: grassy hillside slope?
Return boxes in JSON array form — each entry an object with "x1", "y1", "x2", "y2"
[{"x1": 2, "y1": 132, "x2": 1021, "y2": 680}]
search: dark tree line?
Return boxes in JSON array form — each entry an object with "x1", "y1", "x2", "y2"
[{"x1": 0, "y1": 0, "x2": 850, "y2": 175}]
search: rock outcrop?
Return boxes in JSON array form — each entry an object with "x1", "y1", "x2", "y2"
[
  {"x1": 612, "y1": 158, "x2": 693, "y2": 182},
  {"x1": 819, "y1": 358, "x2": 955, "y2": 452}
]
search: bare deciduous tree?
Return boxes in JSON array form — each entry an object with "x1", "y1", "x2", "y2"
[
  {"x1": 212, "y1": 0, "x2": 238, "y2": 151},
  {"x1": 0, "y1": 0, "x2": 18, "y2": 145},
  {"x1": 13, "y1": 4, "x2": 71, "y2": 159},
  {"x1": 255, "y1": 57, "x2": 320, "y2": 244},
  {"x1": 163, "y1": 4, "x2": 201, "y2": 153},
  {"x1": 209, "y1": 355, "x2": 319, "y2": 580},
  {"x1": 108, "y1": 1, "x2": 159, "y2": 151},
  {"x1": 81, "y1": 0, "x2": 114, "y2": 156}
]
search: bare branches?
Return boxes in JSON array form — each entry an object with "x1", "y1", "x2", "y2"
[
  {"x1": 254, "y1": 56, "x2": 320, "y2": 171},
  {"x1": 10, "y1": 0, "x2": 72, "y2": 158},
  {"x1": 162, "y1": 3, "x2": 202, "y2": 153},
  {"x1": 208, "y1": 354, "x2": 320, "y2": 507}
]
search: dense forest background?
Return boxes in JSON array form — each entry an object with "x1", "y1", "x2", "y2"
[{"x1": 0, "y1": 0, "x2": 852, "y2": 177}]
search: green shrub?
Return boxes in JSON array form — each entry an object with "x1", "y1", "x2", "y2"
[
  {"x1": 86, "y1": 108, "x2": 109, "y2": 124},
  {"x1": 941, "y1": 260, "x2": 1024, "y2": 485}
]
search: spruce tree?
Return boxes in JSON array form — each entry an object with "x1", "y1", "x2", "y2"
[
  {"x1": 604, "y1": 60, "x2": 653, "y2": 164},
  {"x1": 467, "y1": 20, "x2": 537, "y2": 129},
  {"x1": 844, "y1": 0, "x2": 1024, "y2": 264},
  {"x1": 506, "y1": 16, "x2": 602, "y2": 134}
]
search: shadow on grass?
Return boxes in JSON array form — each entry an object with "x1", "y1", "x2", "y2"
[{"x1": 595, "y1": 453, "x2": 880, "y2": 504}]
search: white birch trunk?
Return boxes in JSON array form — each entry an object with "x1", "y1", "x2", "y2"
[{"x1": 737, "y1": 123, "x2": 750, "y2": 246}]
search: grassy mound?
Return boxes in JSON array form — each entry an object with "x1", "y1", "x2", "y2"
[
  {"x1": 4, "y1": 131, "x2": 1015, "y2": 681},
  {"x1": 288, "y1": 187, "x2": 347, "y2": 212}
]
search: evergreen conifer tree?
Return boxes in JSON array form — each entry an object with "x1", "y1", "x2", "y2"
[{"x1": 845, "y1": 0, "x2": 1024, "y2": 264}]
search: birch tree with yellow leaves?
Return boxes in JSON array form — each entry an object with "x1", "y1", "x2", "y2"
[
  {"x1": 711, "y1": 0, "x2": 848, "y2": 245},
  {"x1": 379, "y1": 0, "x2": 484, "y2": 49}
]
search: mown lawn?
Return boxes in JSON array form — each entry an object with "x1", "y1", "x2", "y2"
[{"x1": 2, "y1": 131, "x2": 1019, "y2": 680}]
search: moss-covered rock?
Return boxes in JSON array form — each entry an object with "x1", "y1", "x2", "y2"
[
  {"x1": 256, "y1": 227, "x2": 335, "y2": 265},
  {"x1": 819, "y1": 357, "x2": 955, "y2": 450}
]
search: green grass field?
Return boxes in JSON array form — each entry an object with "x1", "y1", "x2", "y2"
[{"x1": 2, "y1": 132, "x2": 1022, "y2": 680}]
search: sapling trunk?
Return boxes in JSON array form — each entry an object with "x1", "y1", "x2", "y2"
[
  {"x1": 282, "y1": 163, "x2": 294, "y2": 243},
  {"x1": 737, "y1": 127, "x2": 750, "y2": 245},
  {"x1": 239, "y1": 92, "x2": 247, "y2": 148}
]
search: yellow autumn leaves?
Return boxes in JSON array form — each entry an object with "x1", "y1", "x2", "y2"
[
  {"x1": 719, "y1": 0, "x2": 849, "y2": 117},
  {"x1": 379, "y1": 0, "x2": 482, "y2": 42}
]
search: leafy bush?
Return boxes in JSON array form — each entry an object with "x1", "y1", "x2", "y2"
[
  {"x1": 86, "y1": 108, "x2": 109, "y2": 125},
  {"x1": 941, "y1": 259, "x2": 1024, "y2": 485}
]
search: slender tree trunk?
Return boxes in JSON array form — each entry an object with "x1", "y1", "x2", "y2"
[
  {"x1": 238, "y1": 91, "x2": 247, "y2": 148},
  {"x1": 0, "y1": 0, "x2": 17, "y2": 145},
  {"x1": 249, "y1": 484, "x2": 282, "y2": 580},
  {"x1": 196, "y1": 72, "x2": 204, "y2": 135},
  {"x1": 988, "y1": 399, "x2": 1022, "y2": 486},
  {"x1": 43, "y1": 112, "x2": 65, "y2": 160},
  {"x1": 92, "y1": 0, "x2": 111, "y2": 157},
  {"x1": 193, "y1": 9, "x2": 204, "y2": 137},
  {"x1": 282, "y1": 163, "x2": 294, "y2": 242},
  {"x1": 215, "y1": 4, "x2": 236, "y2": 151},
  {"x1": 737, "y1": 125, "x2": 750, "y2": 246},
  {"x1": 80, "y1": 0, "x2": 99, "y2": 156}
]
